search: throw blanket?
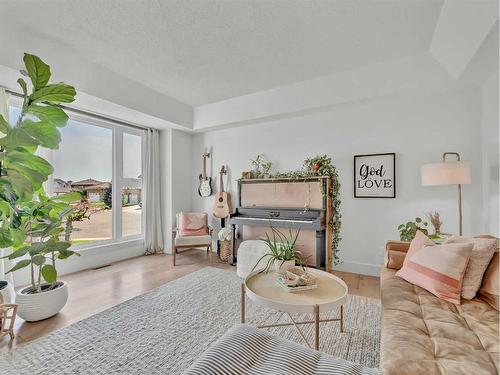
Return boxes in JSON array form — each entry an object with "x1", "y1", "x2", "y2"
[{"x1": 184, "y1": 324, "x2": 383, "y2": 375}]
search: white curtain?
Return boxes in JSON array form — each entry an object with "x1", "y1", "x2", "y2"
[
  {"x1": 0, "y1": 88, "x2": 14, "y2": 283},
  {"x1": 143, "y1": 128, "x2": 164, "y2": 254}
]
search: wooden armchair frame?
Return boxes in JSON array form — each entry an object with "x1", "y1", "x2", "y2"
[{"x1": 0, "y1": 294, "x2": 17, "y2": 340}]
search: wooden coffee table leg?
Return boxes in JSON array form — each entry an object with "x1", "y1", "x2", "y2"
[
  {"x1": 314, "y1": 304, "x2": 320, "y2": 350},
  {"x1": 340, "y1": 305, "x2": 344, "y2": 333},
  {"x1": 241, "y1": 283, "x2": 245, "y2": 323}
]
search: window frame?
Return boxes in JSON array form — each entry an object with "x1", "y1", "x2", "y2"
[{"x1": 8, "y1": 100, "x2": 146, "y2": 251}]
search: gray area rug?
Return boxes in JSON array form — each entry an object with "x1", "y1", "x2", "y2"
[{"x1": 0, "y1": 267, "x2": 381, "y2": 374}]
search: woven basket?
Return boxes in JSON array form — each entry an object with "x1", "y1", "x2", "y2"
[{"x1": 220, "y1": 240, "x2": 231, "y2": 262}]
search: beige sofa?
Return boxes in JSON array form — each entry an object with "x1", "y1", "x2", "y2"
[{"x1": 380, "y1": 240, "x2": 499, "y2": 375}]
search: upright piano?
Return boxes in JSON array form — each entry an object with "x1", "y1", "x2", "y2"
[{"x1": 228, "y1": 177, "x2": 332, "y2": 270}]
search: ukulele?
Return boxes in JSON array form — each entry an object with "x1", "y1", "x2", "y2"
[
  {"x1": 213, "y1": 165, "x2": 233, "y2": 218},
  {"x1": 198, "y1": 151, "x2": 212, "y2": 197}
]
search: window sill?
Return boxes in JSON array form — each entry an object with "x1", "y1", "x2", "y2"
[{"x1": 70, "y1": 235, "x2": 144, "y2": 253}]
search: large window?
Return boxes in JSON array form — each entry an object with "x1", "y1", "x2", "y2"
[
  {"x1": 9, "y1": 106, "x2": 145, "y2": 247},
  {"x1": 51, "y1": 119, "x2": 113, "y2": 245},
  {"x1": 122, "y1": 132, "x2": 143, "y2": 237}
]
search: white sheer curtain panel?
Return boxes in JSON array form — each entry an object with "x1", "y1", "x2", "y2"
[{"x1": 143, "y1": 128, "x2": 164, "y2": 254}]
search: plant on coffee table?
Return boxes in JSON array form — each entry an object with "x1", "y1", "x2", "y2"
[{"x1": 252, "y1": 227, "x2": 303, "y2": 274}]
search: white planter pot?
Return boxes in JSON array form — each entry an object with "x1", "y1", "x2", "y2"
[
  {"x1": 0, "y1": 281, "x2": 15, "y2": 304},
  {"x1": 275, "y1": 259, "x2": 296, "y2": 275},
  {"x1": 16, "y1": 281, "x2": 68, "y2": 322}
]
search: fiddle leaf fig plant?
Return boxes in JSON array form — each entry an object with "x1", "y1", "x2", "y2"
[{"x1": 0, "y1": 53, "x2": 78, "y2": 293}]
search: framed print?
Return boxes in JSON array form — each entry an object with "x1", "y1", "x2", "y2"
[{"x1": 354, "y1": 153, "x2": 396, "y2": 198}]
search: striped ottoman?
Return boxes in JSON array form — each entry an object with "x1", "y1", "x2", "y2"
[{"x1": 183, "y1": 324, "x2": 383, "y2": 375}]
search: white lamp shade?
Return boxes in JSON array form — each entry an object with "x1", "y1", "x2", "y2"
[{"x1": 421, "y1": 161, "x2": 471, "y2": 186}]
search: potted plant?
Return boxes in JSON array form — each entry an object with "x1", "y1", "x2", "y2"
[
  {"x1": 250, "y1": 154, "x2": 273, "y2": 178},
  {"x1": 0, "y1": 53, "x2": 78, "y2": 321},
  {"x1": 397, "y1": 217, "x2": 428, "y2": 242},
  {"x1": 252, "y1": 227, "x2": 301, "y2": 275},
  {"x1": 8, "y1": 191, "x2": 80, "y2": 321}
]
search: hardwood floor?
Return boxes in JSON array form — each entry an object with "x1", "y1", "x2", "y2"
[{"x1": 0, "y1": 251, "x2": 380, "y2": 352}]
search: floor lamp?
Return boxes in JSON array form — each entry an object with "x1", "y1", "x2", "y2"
[{"x1": 421, "y1": 152, "x2": 471, "y2": 235}]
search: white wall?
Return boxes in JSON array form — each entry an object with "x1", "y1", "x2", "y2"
[
  {"x1": 191, "y1": 88, "x2": 484, "y2": 276},
  {"x1": 481, "y1": 71, "x2": 499, "y2": 236},
  {"x1": 160, "y1": 129, "x2": 194, "y2": 254}
]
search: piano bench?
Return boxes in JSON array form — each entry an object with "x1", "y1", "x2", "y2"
[{"x1": 237, "y1": 240, "x2": 269, "y2": 278}]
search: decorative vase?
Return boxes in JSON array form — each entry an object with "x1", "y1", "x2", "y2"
[
  {"x1": 275, "y1": 259, "x2": 296, "y2": 275},
  {"x1": 16, "y1": 281, "x2": 68, "y2": 322},
  {"x1": 0, "y1": 280, "x2": 15, "y2": 304}
]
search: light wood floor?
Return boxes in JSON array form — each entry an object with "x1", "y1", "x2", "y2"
[{"x1": 0, "y1": 251, "x2": 380, "y2": 352}]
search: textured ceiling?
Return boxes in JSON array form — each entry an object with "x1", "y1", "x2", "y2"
[{"x1": 0, "y1": 0, "x2": 443, "y2": 106}]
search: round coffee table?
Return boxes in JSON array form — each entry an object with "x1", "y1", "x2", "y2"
[{"x1": 241, "y1": 268, "x2": 348, "y2": 350}]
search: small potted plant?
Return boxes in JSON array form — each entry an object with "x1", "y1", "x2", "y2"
[
  {"x1": 252, "y1": 227, "x2": 300, "y2": 275},
  {"x1": 397, "y1": 217, "x2": 428, "y2": 242},
  {"x1": 250, "y1": 154, "x2": 273, "y2": 178}
]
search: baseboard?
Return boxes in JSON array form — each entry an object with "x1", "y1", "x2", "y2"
[{"x1": 334, "y1": 260, "x2": 381, "y2": 277}]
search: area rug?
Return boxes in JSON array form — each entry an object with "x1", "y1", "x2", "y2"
[{"x1": 0, "y1": 267, "x2": 381, "y2": 374}]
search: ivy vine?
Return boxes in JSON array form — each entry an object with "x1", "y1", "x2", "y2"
[{"x1": 266, "y1": 155, "x2": 342, "y2": 266}]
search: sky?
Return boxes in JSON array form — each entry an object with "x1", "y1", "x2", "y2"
[{"x1": 9, "y1": 107, "x2": 142, "y2": 182}]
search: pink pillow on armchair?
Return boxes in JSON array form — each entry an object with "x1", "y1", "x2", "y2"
[
  {"x1": 396, "y1": 231, "x2": 473, "y2": 304},
  {"x1": 177, "y1": 212, "x2": 207, "y2": 237}
]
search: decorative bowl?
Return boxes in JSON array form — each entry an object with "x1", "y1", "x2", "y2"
[{"x1": 286, "y1": 267, "x2": 317, "y2": 286}]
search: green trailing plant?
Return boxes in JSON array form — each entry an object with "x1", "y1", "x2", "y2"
[
  {"x1": 252, "y1": 227, "x2": 303, "y2": 273},
  {"x1": 0, "y1": 53, "x2": 78, "y2": 293},
  {"x1": 266, "y1": 155, "x2": 342, "y2": 266},
  {"x1": 398, "y1": 217, "x2": 429, "y2": 242}
]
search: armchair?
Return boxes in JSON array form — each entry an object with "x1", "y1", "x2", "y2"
[{"x1": 172, "y1": 212, "x2": 213, "y2": 266}]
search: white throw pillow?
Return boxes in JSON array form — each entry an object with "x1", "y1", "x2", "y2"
[{"x1": 444, "y1": 236, "x2": 497, "y2": 300}]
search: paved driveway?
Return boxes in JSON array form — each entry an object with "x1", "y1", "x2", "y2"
[{"x1": 72, "y1": 205, "x2": 142, "y2": 242}]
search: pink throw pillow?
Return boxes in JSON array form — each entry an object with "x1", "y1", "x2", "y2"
[
  {"x1": 178, "y1": 212, "x2": 207, "y2": 237},
  {"x1": 396, "y1": 231, "x2": 473, "y2": 304},
  {"x1": 400, "y1": 230, "x2": 435, "y2": 268},
  {"x1": 444, "y1": 235, "x2": 497, "y2": 300}
]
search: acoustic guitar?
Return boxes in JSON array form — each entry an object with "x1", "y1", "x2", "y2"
[
  {"x1": 213, "y1": 165, "x2": 233, "y2": 218},
  {"x1": 198, "y1": 151, "x2": 212, "y2": 197}
]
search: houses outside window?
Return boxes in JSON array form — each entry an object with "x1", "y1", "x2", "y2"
[{"x1": 122, "y1": 132, "x2": 143, "y2": 237}]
